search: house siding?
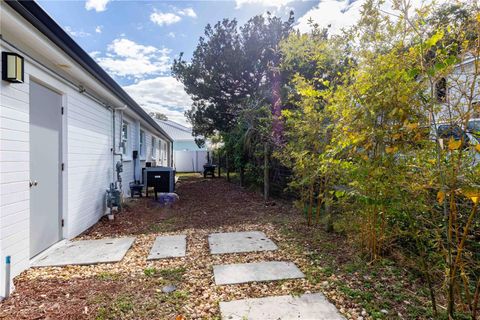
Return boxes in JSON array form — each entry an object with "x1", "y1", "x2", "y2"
[
  {"x1": 116, "y1": 114, "x2": 135, "y2": 196},
  {"x1": 0, "y1": 47, "x2": 31, "y2": 297},
  {"x1": 0, "y1": 2, "x2": 172, "y2": 298},
  {"x1": 0, "y1": 52, "x2": 117, "y2": 294},
  {"x1": 66, "y1": 92, "x2": 112, "y2": 239},
  {"x1": 116, "y1": 118, "x2": 169, "y2": 196}
]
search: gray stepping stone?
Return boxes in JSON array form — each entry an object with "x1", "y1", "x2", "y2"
[
  {"x1": 147, "y1": 234, "x2": 186, "y2": 260},
  {"x1": 214, "y1": 261, "x2": 304, "y2": 285},
  {"x1": 32, "y1": 237, "x2": 135, "y2": 267},
  {"x1": 162, "y1": 284, "x2": 177, "y2": 293},
  {"x1": 208, "y1": 231, "x2": 277, "y2": 254},
  {"x1": 220, "y1": 293, "x2": 345, "y2": 320}
]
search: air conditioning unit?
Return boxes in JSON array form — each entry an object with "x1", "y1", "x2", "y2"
[{"x1": 143, "y1": 166, "x2": 175, "y2": 195}]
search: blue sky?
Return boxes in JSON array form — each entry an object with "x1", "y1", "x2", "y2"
[{"x1": 36, "y1": 0, "x2": 414, "y2": 125}]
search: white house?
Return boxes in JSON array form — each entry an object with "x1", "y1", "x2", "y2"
[
  {"x1": 431, "y1": 55, "x2": 480, "y2": 148},
  {"x1": 157, "y1": 119, "x2": 210, "y2": 172},
  {"x1": 0, "y1": 0, "x2": 173, "y2": 297}
]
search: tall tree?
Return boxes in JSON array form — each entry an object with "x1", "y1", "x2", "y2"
[{"x1": 172, "y1": 12, "x2": 294, "y2": 140}]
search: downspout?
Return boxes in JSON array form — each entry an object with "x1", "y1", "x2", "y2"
[{"x1": 111, "y1": 107, "x2": 115, "y2": 184}]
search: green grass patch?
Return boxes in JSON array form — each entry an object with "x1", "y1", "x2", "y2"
[
  {"x1": 143, "y1": 267, "x2": 185, "y2": 282},
  {"x1": 96, "y1": 272, "x2": 121, "y2": 281},
  {"x1": 156, "y1": 290, "x2": 189, "y2": 308},
  {"x1": 148, "y1": 217, "x2": 178, "y2": 233},
  {"x1": 158, "y1": 267, "x2": 186, "y2": 282},
  {"x1": 144, "y1": 267, "x2": 157, "y2": 277},
  {"x1": 95, "y1": 295, "x2": 134, "y2": 320}
]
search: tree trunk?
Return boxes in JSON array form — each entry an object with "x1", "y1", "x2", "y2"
[
  {"x1": 264, "y1": 142, "x2": 269, "y2": 202},
  {"x1": 217, "y1": 153, "x2": 221, "y2": 178}
]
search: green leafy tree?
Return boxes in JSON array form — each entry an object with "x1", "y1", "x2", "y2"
[{"x1": 173, "y1": 13, "x2": 294, "y2": 198}]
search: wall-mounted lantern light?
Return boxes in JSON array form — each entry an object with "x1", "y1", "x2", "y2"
[{"x1": 2, "y1": 52, "x2": 24, "y2": 83}]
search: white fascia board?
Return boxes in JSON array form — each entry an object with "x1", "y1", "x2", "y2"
[{"x1": 1, "y1": 4, "x2": 126, "y2": 109}]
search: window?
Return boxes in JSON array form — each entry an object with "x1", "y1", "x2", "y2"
[
  {"x1": 151, "y1": 136, "x2": 156, "y2": 159},
  {"x1": 121, "y1": 121, "x2": 129, "y2": 155},
  {"x1": 163, "y1": 141, "x2": 168, "y2": 165},
  {"x1": 139, "y1": 130, "x2": 145, "y2": 157},
  {"x1": 467, "y1": 119, "x2": 480, "y2": 134},
  {"x1": 435, "y1": 78, "x2": 447, "y2": 102},
  {"x1": 159, "y1": 140, "x2": 164, "y2": 164}
]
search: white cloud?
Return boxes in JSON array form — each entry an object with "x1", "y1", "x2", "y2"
[
  {"x1": 167, "y1": 32, "x2": 176, "y2": 38},
  {"x1": 65, "y1": 26, "x2": 91, "y2": 38},
  {"x1": 89, "y1": 51, "x2": 101, "y2": 58},
  {"x1": 123, "y1": 76, "x2": 193, "y2": 126},
  {"x1": 150, "y1": 7, "x2": 197, "y2": 26},
  {"x1": 85, "y1": 0, "x2": 110, "y2": 12},
  {"x1": 93, "y1": 38, "x2": 171, "y2": 79},
  {"x1": 95, "y1": 25, "x2": 103, "y2": 33},
  {"x1": 177, "y1": 7, "x2": 197, "y2": 18},
  {"x1": 296, "y1": 0, "x2": 363, "y2": 34},
  {"x1": 150, "y1": 11, "x2": 182, "y2": 26},
  {"x1": 296, "y1": 0, "x2": 431, "y2": 35},
  {"x1": 235, "y1": 0, "x2": 294, "y2": 9}
]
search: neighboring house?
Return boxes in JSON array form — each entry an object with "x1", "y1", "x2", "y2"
[
  {"x1": 0, "y1": 0, "x2": 172, "y2": 297},
  {"x1": 432, "y1": 56, "x2": 480, "y2": 146},
  {"x1": 157, "y1": 120, "x2": 209, "y2": 172},
  {"x1": 433, "y1": 55, "x2": 480, "y2": 121}
]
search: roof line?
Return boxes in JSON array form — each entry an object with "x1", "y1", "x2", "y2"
[
  {"x1": 158, "y1": 120, "x2": 192, "y2": 133},
  {"x1": 5, "y1": 0, "x2": 172, "y2": 142}
]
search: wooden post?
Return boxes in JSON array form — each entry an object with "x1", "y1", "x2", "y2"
[
  {"x1": 264, "y1": 142, "x2": 269, "y2": 202},
  {"x1": 217, "y1": 153, "x2": 221, "y2": 177},
  {"x1": 240, "y1": 166, "x2": 245, "y2": 187},
  {"x1": 226, "y1": 153, "x2": 230, "y2": 182}
]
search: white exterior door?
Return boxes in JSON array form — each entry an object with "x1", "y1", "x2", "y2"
[{"x1": 29, "y1": 81, "x2": 62, "y2": 258}]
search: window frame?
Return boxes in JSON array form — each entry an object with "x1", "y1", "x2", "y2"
[
  {"x1": 151, "y1": 136, "x2": 156, "y2": 159},
  {"x1": 121, "y1": 120, "x2": 129, "y2": 156},
  {"x1": 139, "y1": 129, "x2": 146, "y2": 158},
  {"x1": 163, "y1": 141, "x2": 168, "y2": 165}
]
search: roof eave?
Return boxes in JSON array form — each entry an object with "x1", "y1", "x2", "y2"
[{"x1": 5, "y1": 0, "x2": 172, "y2": 142}]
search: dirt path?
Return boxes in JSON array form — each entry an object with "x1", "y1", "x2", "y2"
[{"x1": 0, "y1": 176, "x2": 425, "y2": 319}]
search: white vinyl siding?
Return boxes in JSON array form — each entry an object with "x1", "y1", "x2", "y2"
[
  {"x1": 0, "y1": 3, "x2": 174, "y2": 298},
  {"x1": 0, "y1": 53, "x2": 30, "y2": 297},
  {"x1": 66, "y1": 91, "x2": 112, "y2": 239}
]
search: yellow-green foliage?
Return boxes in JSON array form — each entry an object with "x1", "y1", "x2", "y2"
[{"x1": 278, "y1": 0, "x2": 480, "y2": 318}]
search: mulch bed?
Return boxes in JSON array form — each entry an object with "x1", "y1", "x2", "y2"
[{"x1": 0, "y1": 175, "x2": 433, "y2": 319}]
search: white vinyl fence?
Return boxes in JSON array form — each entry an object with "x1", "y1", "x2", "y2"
[{"x1": 174, "y1": 150, "x2": 209, "y2": 172}]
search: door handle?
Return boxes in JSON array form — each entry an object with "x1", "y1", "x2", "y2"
[{"x1": 29, "y1": 180, "x2": 38, "y2": 187}]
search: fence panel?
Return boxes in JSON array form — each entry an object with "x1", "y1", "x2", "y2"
[{"x1": 174, "y1": 150, "x2": 209, "y2": 172}]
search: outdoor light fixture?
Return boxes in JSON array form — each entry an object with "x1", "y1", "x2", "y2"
[{"x1": 2, "y1": 52, "x2": 24, "y2": 83}]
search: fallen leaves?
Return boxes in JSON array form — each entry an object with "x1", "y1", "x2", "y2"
[{"x1": 3, "y1": 176, "x2": 366, "y2": 319}]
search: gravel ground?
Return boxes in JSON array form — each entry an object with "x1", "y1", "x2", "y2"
[{"x1": 0, "y1": 176, "x2": 366, "y2": 319}]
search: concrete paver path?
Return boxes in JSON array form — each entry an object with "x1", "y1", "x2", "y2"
[
  {"x1": 213, "y1": 261, "x2": 304, "y2": 285},
  {"x1": 147, "y1": 234, "x2": 186, "y2": 260},
  {"x1": 208, "y1": 231, "x2": 278, "y2": 254},
  {"x1": 219, "y1": 293, "x2": 345, "y2": 320},
  {"x1": 32, "y1": 237, "x2": 135, "y2": 267}
]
